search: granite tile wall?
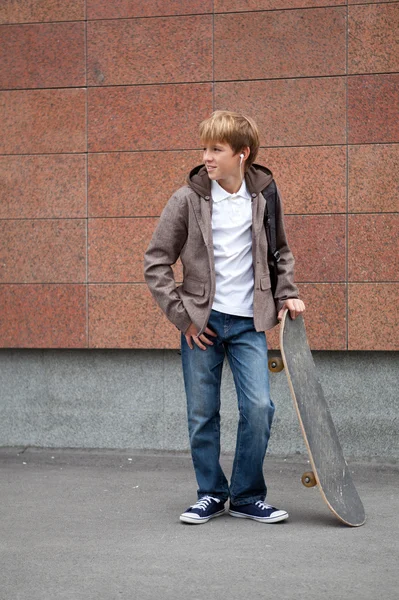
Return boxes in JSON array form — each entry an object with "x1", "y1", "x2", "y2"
[{"x1": 0, "y1": 1, "x2": 398, "y2": 350}]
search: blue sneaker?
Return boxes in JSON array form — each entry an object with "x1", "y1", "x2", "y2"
[
  {"x1": 180, "y1": 496, "x2": 226, "y2": 524},
  {"x1": 229, "y1": 500, "x2": 288, "y2": 523}
]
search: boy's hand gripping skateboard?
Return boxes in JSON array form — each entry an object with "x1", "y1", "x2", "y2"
[{"x1": 269, "y1": 309, "x2": 366, "y2": 527}]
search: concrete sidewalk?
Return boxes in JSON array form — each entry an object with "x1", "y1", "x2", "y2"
[{"x1": 0, "y1": 448, "x2": 397, "y2": 600}]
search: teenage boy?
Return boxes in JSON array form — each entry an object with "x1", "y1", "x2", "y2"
[{"x1": 144, "y1": 111, "x2": 305, "y2": 525}]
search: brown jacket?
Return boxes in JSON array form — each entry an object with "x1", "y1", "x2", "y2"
[{"x1": 144, "y1": 163, "x2": 298, "y2": 335}]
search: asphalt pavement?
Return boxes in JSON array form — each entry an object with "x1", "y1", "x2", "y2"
[{"x1": 0, "y1": 448, "x2": 397, "y2": 600}]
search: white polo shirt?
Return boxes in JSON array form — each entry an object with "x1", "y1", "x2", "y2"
[{"x1": 211, "y1": 179, "x2": 254, "y2": 317}]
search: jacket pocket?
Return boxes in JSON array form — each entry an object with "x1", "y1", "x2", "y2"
[
  {"x1": 183, "y1": 277, "x2": 205, "y2": 297},
  {"x1": 260, "y1": 276, "x2": 272, "y2": 291}
]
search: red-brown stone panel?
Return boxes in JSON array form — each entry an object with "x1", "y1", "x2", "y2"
[
  {"x1": 0, "y1": 22, "x2": 85, "y2": 90},
  {"x1": 348, "y1": 74, "x2": 399, "y2": 144},
  {"x1": 284, "y1": 215, "x2": 346, "y2": 282},
  {"x1": 88, "y1": 150, "x2": 201, "y2": 218},
  {"x1": 88, "y1": 284, "x2": 179, "y2": 348},
  {"x1": 258, "y1": 146, "x2": 346, "y2": 214},
  {"x1": 88, "y1": 84, "x2": 212, "y2": 152},
  {"x1": 87, "y1": 0, "x2": 212, "y2": 19},
  {"x1": 88, "y1": 218, "x2": 154, "y2": 283},
  {"x1": 267, "y1": 283, "x2": 347, "y2": 350},
  {"x1": 87, "y1": 16, "x2": 212, "y2": 86},
  {"x1": 348, "y1": 0, "x2": 394, "y2": 4},
  {"x1": 0, "y1": 89, "x2": 86, "y2": 154},
  {"x1": 0, "y1": 0, "x2": 85, "y2": 24},
  {"x1": 214, "y1": 0, "x2": 345, "y2": 12},
  {"x1": 265, "y1": 326, "x2": 279, "y2": 351},
  {"x1": 0, "y1": 220, "x2": 86, "y2": 283},
  {"x1": 214, "y1": 8, "x2": 346, "y2": 80},
  {"x1": 300, "y1": 283, "x2": 347, "y2": 350},
  {"x1": 349, "y1": 3, "x2": 399, "y2": 75},
  {"x1": 348, "y1": 284, "x2": 399, "y2": 350},
  {"x1": 299, "y1": 284, "x2": 347, "y2": 350},
  {"x1": 348, "y1": 145, "x2": 399, "y2": 213},
  {"x1": 215, "y1": 78, "x2": 346, "y2": 147},
  {"x1": 89, "y1": 217, "x2": 183, "y2": 283},
  {"x1": 0, "y1": 155, "x2": 86, "y2": 219},
  {"x1": 348, "y1": 214, "x2": 399, "y2": 282},
  {"x1": 0, "y1": 284, "x2": 87, "y2": 348}
]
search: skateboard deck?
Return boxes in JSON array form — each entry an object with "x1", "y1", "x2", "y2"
[{"x1": 270, "y1": 309, "x2": 366, "y2": 527}]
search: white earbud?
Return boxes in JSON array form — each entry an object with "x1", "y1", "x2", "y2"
[{"x1": 240, "y1": 153, "x2": 244, "y2": 164}]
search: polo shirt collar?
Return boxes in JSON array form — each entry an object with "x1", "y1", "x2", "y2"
[{"x1": 211, "y1": 179, "x2": 250, "y2": 203}]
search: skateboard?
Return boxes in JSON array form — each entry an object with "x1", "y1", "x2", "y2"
[{"x1": 268, "y1": 309, "x2": 366, "y2": 527}]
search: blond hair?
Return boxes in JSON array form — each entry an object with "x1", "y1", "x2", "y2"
[{"x1": 199, "y1": 110, "x2": 260, "y2": 169}]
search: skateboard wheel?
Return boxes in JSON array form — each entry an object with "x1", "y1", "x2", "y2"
[
  {"x1": 268, "y1": 357, "x2": 284, "y2": 373},
  {"x1": 302, "y1": 471, "x2": 317, "y2": 488}
]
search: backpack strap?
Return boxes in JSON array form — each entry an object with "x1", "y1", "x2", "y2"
[
  {"x1": 262, "y1": 181, "x2": 280, "y2": 297},
  {"x1": 262, "y1": 181, "x2": 281, "y2": 264}
]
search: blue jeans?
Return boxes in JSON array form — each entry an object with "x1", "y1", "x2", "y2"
[{"x1": 181, "y1": 309, "x2": 275, "y2": 505}]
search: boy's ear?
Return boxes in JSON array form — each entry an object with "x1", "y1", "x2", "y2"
[{"x1": 241, "y1": 146, "x2": 250, "y2": 160}]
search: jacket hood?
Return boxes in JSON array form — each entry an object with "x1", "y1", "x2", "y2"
[{"x1": 187, "y1": 163, "x2": 274, "y2": 198}]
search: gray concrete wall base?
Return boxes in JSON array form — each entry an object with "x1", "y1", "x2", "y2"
[{"x1": 0, "y1": 349, "x2": 398, "y2": 459}]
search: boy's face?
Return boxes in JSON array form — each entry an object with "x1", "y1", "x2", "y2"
[{"x1": 202, "y1": 141, "x2": 241, "y2": 183}]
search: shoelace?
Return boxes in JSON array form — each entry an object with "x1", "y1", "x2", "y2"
[
  {"x1": 190, "y1": 496, "x2": 221, "y2": 511},
  {"x1": 255, "y1": 501, "x2": 274, "y2": 511}
]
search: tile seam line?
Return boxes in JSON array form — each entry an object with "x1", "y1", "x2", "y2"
[
  {"x1": 213, "y1": 0, "x2": 399, "y2": 11},
  {"x1": 2, "y1": 141, "x2": 398, "y2": 158},
  {"x1": 215, "y1": 71, "x2": 399, "y2": 82},
  {"x1": 0, "y1": 12, "x2": 212, "y2": 26},
  {"x1": 1, "y1": 82, "x2": 213, "y2": 92},
  {"x1": 4, "y1": 212, "x2": 397, "y2": 221},
  {"x1": 0, "y1": 141, "x2": 399, "y2": 159},
  {"x1": 219, "y1": 2, "x2": 399, "y2": 14},
  {"x1": 85, "y1": 4, "x2": 90, "y2": 349},
  {"x1": 212, "y1": 0, "x2": 215, "y2": 110},
  {"x1": 345, "y1": 0, "x2": 349, "y2": 350},
  {"x1": 2, "y1": 282, "x2": 397, "y2": 286},
  {"x1": 0, "y1": 6, "x2": 346, "y2": 27},
  {"x1": 0, "y1": 144, "x2": 351, "y2": 156},
  {"x1": 36, "y1": 211, "x2": 394, "y2": 220},
  {"x1": 2, "y1": 1, "x2": 399, "y2": 26},
  {"x1": 214, "y1": 5, "x2": 348, "y2": 15},
  {"x1": 87, "y1": 6, "x2": 346, "y2": 19},
  {"x1": 2, "y1": 141, "x2": 399, "y2": 158},
  {"x1": 0, "y1": 20, "x2": 86, "y2": 27},
  {"x1": 0, "y1": 217, "x2": 89, "y2": 221},
  {"x1": 1, "y1": 283, "x2": 84, "y2": 286},
  {"x1": 4, "y1": 71, "x2": 399, "y2": 94},
  {"x1": 85, "y1": 11, "x2": 214, "y2": 22}
]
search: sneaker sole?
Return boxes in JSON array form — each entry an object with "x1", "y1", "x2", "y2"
[
  {"x1": 180, "y1": 508, "x2": 226, "y2": 524},
  {"x1": 228, "y1": 509, "x2": 289, "y2": 523}
]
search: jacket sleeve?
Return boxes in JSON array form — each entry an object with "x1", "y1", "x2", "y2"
[
  {"x1": 143, "y1": 193, "x2": 192, "y2": 333},
  {"x1": 273, "y1": 187, "x2": 299, "y2": 312}
]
